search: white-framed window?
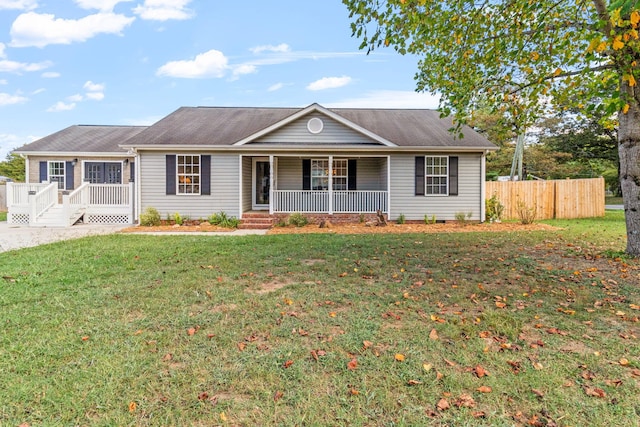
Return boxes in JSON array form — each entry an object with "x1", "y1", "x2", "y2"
[
  {"x1": 425, "y1": 156, "x2": 448, "y2": 195},
  {"x1": 332, "y1": 159, "x2": 348, "y2": 190},
  {"x1": 177, "y1": 155, "x2": 200, "y2": 194},
  {"x1": 48, "y1": 161, "x2": 65, "y2": 190},
  {"x1": 311, "y1": 159, "x2": 348, "y2": 190}
]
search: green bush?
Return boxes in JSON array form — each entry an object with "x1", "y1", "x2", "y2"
[
  {"x1": 396, "y1": 213, "x2": 406, "y2": 224},
  {"x1": 208, "y1": 211, "x2": 240, "y2": 228},
  {"x1": 485, "y1": 193, "x2": 505, "y2": 222},
  {"x1": 424, "y1": 214, "x2": 436, "y2": 224},
  {"x1": 140, "y1": 207, "x2": 161, "y2": 226},
  {"x1": 173, "y1": 212, "x2": 183, "y2": 225},
  {"x1": 288, "y1": 212, "x2": 309, "y2": 227}
]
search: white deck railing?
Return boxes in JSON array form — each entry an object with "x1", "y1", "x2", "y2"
[
  {"x1": 272, "y1": 190, "x2": 388, "y2": 213},
  {"x1": 6, "y1": 183, "x2": 50, "y2": 207},
  {"x1": 7, "y1": 182, "x2": 134, "y2": 226},
  {"x1": 87, "y1": 183, "x2": 131, "y2": 206}
]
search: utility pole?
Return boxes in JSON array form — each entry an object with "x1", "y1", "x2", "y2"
[{"x1": 509, "y1": 132, "x2": 525, "y2": 181}]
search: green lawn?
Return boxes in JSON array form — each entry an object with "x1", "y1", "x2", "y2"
[
  {"x1": 0, "y1": 211, "x2": 6, "y2": 222},
  {"x1": 1, "y1": 213, "x2": 639, "y2": 426}
]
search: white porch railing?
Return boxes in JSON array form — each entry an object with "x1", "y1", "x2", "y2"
[
  {"x1": 272, "y1": 190, "x2": 388, "y2": 214},
  {"x1": 7, "y1": 183, "x2": 50, "y2": 207}
]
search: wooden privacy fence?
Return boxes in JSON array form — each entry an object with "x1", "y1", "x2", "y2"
[{"x1": 485, "y1": 177, "x2": 605, "y2": 220}]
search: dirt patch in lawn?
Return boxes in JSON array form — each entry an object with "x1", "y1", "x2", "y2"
[
  {"x1": 267, "y1": 221, "x2": 559, "y2": 235},
  {"x1": 121, "y1": 222, "x2": 235, "y2": 233}
]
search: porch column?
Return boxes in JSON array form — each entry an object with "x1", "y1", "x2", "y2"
[
  {"x1": 387, "y1": 155, "x2": 391, "y2": 218},
  {"x1": 480, "y1": 152, "x2": 486, "y2": 222},
  {"x1": 328, "y1": 155, "x2": 333, "y2": 215},
  {"x1": 269, "y1": 155, "x2": 274, "y2": 215}
]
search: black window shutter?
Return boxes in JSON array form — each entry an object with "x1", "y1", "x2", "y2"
[
  {"x1": 449, "y1": 156, "x2": 459, "y2": 196},
  {"x1": 39, "y1": 161, "x2": 47, "y2": 182},
  {"x1": 201, "y1": 155, "x2": 211, "y2": 195},
  {"x1": 348, "y1": 159, "x2": 357, "y2": 190},
  {"x1": 415, "y1": 157, "x2": 425, "y2": 196},
  {"x1": 166, "y1": 155, "x2": 176, "y2": 195},
  {"x1": 130, "y1": 162, "x2": 135, "y2": 182},
  {"x1": 302, "y1": 159, "x2": 311, "y2": 190},
  {"x1": 65, "y1": 161, "x2": 74, "y2": 190}
]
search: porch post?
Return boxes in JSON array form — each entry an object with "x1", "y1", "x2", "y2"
[
  {"x1": 387, "y1": 155, "x2": 391, "y2": 218},
  {"x1": 269, "y1": 155, "x2": 274, "y2": 215},
  {"x1": 238, "y1": 155, "x2": 243, "y2": 219},
  {"x1": 62, "y1": 191, "x2": 70, "y2": 226},
  {"x1": 328, "y1": 155, "x2": 333, "y2": 215},
  {"x1": 28, "y1": 190, "x2": 36, "y2": 226},
  {"x1": 480, "y1": 152, "x2": 486, "y2": 222}
]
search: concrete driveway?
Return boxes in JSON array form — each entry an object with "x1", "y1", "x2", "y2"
[{"x1": 0, "y1": 222, "x2": 128, "y2": 253}]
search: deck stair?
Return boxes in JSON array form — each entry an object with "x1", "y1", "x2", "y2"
[
  {"x1": 239, "y1": 212, "x2": 274, "y2": 229},
  {"x1": 32, "y1": 205, "x2": 86, "y2": 227}
]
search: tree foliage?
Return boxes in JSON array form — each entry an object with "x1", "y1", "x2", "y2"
[
  {"x1": 344, "y1": 0, "x2": 640, "y2": 255},
  {"x1": 0, "y1": 153, "x2": 25, "y2": 182}
]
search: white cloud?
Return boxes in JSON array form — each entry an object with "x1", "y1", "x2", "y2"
[
  {"x1": 325, "y1": 90, "x2": 441, "y2": 109},
  {"x1": 10, "y1": 11, "x2": 135, "y2": 48},
  {"x1": 133, "y1": 0, "x2": 193, "y2": 21},
  {"x1": 0, "y1": 59, "x2": 52, "y2": 73},
  {"x1": 47, "y1": 101, "x2": 76, "y2": 112},
  {"x1": 67, "y1": 93, "x2": 84, "y2": 102},
  {"x1": 41, "y1": 71, "x2": 60, "y2": 78},
  {"x1": 0, "y1": 79, "x2": 7, "y2": 85},
  {"x1": 85, "y1": 91, "x2": 104, "y2": 100},
  {"x1": 0, "y1": 0, "x2": 37, "y2": 10},
  {"x1": 75, "y1": 0, "x2": 133, "y2": 11},
  {"x1": 0, "y1": 42, "x2": 5, "y2": 58},
  {"x1": 0, "y1": 92, "x2": 28, "y2": 106},
  {"x1": 83, "y1": 80, "x2": 105, "y2": 92},
  {"x1": 307, "y1": 76, "x2": 352, "y2": 91},
  {"x1": 31, "y1": 88, "x2": 45, "y2": 94},
  {"x1": 230, "y1": 64, "x2": 257, "y2": 80},
  {"x1": 268, "y1": 83, "x2": 284, "y2": 92},
  {"x1": 157, "y1": 49, "x2": 228, "y2": 78},
  {"x1": 250, "y1": 43, "x2": 290, "y2": 54}
]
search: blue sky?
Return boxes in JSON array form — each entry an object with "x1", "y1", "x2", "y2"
[{"x1": 0, "y1": 0, "x2": 439, "y2": 159}]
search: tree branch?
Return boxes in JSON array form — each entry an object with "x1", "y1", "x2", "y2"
[{"x1": 508, "y1": 64, "x2": 614, "y2": 94}]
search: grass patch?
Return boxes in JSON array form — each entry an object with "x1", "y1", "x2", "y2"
[
  {"x1": 1, "y1": 212, "x2": 639, "y2": 425},
  {"x1": 605, "y1": 196, "x2": 623, "y2": 205},
  {"x1": 0, "y1": 211, "x2": 6, "y2": 221}
]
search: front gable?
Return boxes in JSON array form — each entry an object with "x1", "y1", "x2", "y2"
[{"x1": 234, "y1": 104, "x2": 396, "y2": 147}]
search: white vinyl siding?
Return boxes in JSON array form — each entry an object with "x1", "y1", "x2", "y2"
[
  {"x1": 139, "y1": 153, "x2": 239, "y2": 218},
  {"x1": 390, "y1": 153, "x2": 482, "y2": 221},
  {"x1": 241, "y1": 156, "x2": 252, "y2": 212},
  {"x1": 253, "y1": 113, "x2": 382, "y2": 145}
]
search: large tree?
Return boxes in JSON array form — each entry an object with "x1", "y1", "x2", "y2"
[
  {"x1": 344, "y1": 0, "x2": 640, "y2": 255},
  {"x1": 0, "y1": 152, "x2": 25, "y2": 182}
]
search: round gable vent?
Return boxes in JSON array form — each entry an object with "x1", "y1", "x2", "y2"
[{"x1": 307, "y1": 117, "x2": 324, "y2": 134}]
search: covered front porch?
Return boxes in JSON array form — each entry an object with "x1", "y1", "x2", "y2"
[{"x1": 241, "y1": 155, "x2": 390, "y2": 216}]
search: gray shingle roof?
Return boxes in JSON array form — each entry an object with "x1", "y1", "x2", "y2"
[
  {"x1": 125, "y1": 105, "x2": 496, "y2": 150},
  {"x1": 15, "y1": 125, "x2": 147, "y2": 154}
]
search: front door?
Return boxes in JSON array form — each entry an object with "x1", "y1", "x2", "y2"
[
  {"x1": 252, "y1": 159, "x2": 270, "y2": 210},
  {"x1": 85, "y1": 162, "x2": 122, "y2": 184}
]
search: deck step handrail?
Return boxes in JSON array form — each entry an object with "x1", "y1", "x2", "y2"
[{"x1": 31, "y1": 182, "x2": 58, "y2": 223}]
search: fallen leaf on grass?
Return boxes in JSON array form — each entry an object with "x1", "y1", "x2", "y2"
[
  {"x1": 81, "y1": 336, "x2": 90, "y2": 341},
  {"x1": 395, "y1": 353, "x2": 405, "y2": 362},
  {"x1": 407, "y1": 379, "x2": 422, "y2": 386},
  {"x1": 429, "y1": 329, "x2": 439, "y2": 340},
  {"x1": 198, "y1": 392, "x2": 209, "y2": 401},
  {"x1": 436, "y1": 398, "x2": 450, "y2": 411},
  {"x1": 619, "y1": 357, "x2": 630, "y2": 366},
  {"x1": 531, "y1": 389, "x2": 545, "y2": 399},
  {"x1": 283, "y1": 360, "x2": 294, "y2": 369},
  {"x1": 631, "y1": 369, "x2": 640, "y2": 378},
  {"x1": 237, "y1": 342, "x2": 246, "y2": 352},
  {"x1": 474, "y1": 365, "x2": 489, "y2": 378},
  {"x1": 476, "y1": 386, "x2": 492, "y2": 393},
  {"x1": 273, "y1": 391, "x2": 284, "y2": 401},
  {"x1": 349, "y1": 388, "x2": 360, "y2": 395},
  {"x1": 585, "y1": 387, "x2": 606, "y2": 398},
  {"x1": 347, "y1": 358, "x2": 358, "y2": 370},
  {"x1": 219, "y1": 412, "x2": 227, "y2": 422},
  {"x1": 423, "y1": 363, "x2": 433, "y2": 372},
  {"x1": 495, "y1": 301, "x2": 507, "y2": 309},
  {"x1": 472, "y1": 411, "x2": 486, "y2": 418},
  {"x1": 455, "y1": 394, "x2": 476, "y2": 408},
  {"x1": 187, "y1": 328, "x2": 197, "y2": 336},
  {"x1": 128, "y1": 401, "x2": 137, "y2": 413}
]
